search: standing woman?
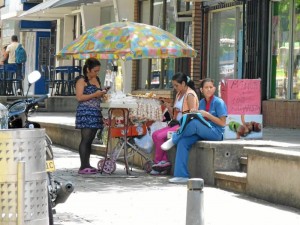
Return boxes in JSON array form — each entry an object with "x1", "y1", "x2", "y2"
[
  {"x1": 161, "y1": 78, "x2": 228, "y2": 183},
  {"x1": 150, "y1": 72, "x2": 199, "y2": 175},
  {"x1": 75, "y1": 58, "x2": 107, "y2": 175}
]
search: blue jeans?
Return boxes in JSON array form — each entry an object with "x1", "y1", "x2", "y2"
[
  {"x1": 171, "y1": 119, "x2": 223, "y2": 178},
  {"x1": 16, "y1": 63, "x2": 23, "y2": 90}
]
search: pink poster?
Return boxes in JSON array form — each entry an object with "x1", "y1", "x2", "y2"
[{"x1": 220, "y1": 79, "x2": 261, "y2": 114}]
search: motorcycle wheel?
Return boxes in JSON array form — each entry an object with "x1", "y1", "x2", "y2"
[{"x1": 48, "y1": 190, "x2": 54, "y2": 225}]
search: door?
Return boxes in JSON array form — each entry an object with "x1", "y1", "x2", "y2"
[{"x1": 35, "y1": 32, "x2": 51, "y2": 94}]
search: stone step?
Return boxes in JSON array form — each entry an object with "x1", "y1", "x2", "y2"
[
  {"x1": 214, "y1": 171, "x2": 247, "y2": 193},
  {"x1": 239, "y1": 156, "x2": 248, "y2": 165},
  {"x1": 239, "y1": 156, "x2": 248, "y2": 172}
]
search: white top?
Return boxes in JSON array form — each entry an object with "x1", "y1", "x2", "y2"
[
  {"x1": 6, "y1": 42, "x2": 19, "y2": 64},
  {"x1": 174, "y1": 95, "x2": 184, "y2": 121}
]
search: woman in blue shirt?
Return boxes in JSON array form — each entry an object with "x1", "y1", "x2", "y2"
[{"x1": 161, "y1": 78, "x2": 228, "y2": 183}]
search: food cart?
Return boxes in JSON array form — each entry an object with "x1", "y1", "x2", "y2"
[{"x1": 99, "y1": 94, "x2": 163, "y2": 174}]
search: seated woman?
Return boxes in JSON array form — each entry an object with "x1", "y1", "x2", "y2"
[
  {"x1": 150, "y1": 72, "x2": 199, "y2": 175},
  {"x1": 161, "y1": 78, "x2": 228, "y2": 183}
]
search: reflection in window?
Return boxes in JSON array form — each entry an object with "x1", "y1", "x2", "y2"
[
  {"x1": 138, "y1": 0, "x2": 192, "y2": 90},
  {"x1": 271, "y1": 1, "x2": 300, "y2": 100},
  {"x1": 208, "y1": 7, "x2": 242, "y2": 95},
  {"x1": 150, "y1": 0, "x2": 176, "y2": 89}
]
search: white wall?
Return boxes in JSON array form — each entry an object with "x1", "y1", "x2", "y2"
[
  {"x1": 115, "y1": 0, "x2": 134, "y2": 22},
  {"x1": 55, "y1": 19, "x2": 64, "y2": 66},
  {"x1": 81, "y1": 5, "x2": 101, "y2": 32},
  {"x1": 62, "y1": 15, "x2": 74, "y2": 66},
  {"x1": 114, "y1": 0, "x2": 134, "y2": 93}
]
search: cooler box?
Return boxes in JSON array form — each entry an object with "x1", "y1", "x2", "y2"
[
  {"x1": 224, "y1": 114, "x2": 263, "y2": 140},
  {"x1": 220, "y1": 79, "x2": 261, "y2": 114}
]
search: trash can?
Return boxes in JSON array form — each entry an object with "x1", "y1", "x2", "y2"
[{"x1": 0, "y1": 129, "x2": 49, "y2": 225}]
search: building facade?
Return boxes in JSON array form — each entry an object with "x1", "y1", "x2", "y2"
[
  {"x1": 1, "y1": 0, "x2": 299, "y2": 128},
  {"x1": 133, "y1": 0, "x2": 300, "y2": 128}
]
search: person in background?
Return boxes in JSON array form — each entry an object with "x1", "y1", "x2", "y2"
[
  {"x1": 150, "y1": 72, "x2": 199, "y2": 175},
  {"x1": 75, "y1": 58, "x2": 107, "y2": 175},
  {"x1": 1, "y1": 45, "x2": 8, "y2": 64},
  {"x1": 0, "y1": 45, "x2": 8, "y2": 95},
  {"x1": 161, "y1": 78, "x2": 228, "y2": 183},
  {"x1": 1, "y1": 35, "x2": 23, "y2": 95}
]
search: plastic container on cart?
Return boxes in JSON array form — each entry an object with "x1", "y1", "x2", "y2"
[
  {"x1": 110, "y1": 123, "x2": 147, "y2": 138},
  {"x1": 0, "y1": 103, "x2": 8, "y2": 129}
]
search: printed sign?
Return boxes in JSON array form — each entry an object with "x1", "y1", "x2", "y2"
[
  {"x1": 224, "y1": 114, "x2": 263, "y2": 140},
  {"x1": 221, "y1": 79, "x2": 261, "y2": 114}
]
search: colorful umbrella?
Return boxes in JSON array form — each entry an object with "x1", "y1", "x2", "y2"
[{"x1": 56, "y1": 21, "x2": 197, "y2": 60}]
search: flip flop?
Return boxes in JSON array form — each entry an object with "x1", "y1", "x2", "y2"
[
  {"x1": 78, "y1": 168, "x2": 97, "y2": 175},
  {"x1": 89, "y1": 167, "x2": 98, "y2": 171}
]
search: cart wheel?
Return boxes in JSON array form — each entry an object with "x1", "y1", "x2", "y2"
[
  {"x1": 143, "y1": 160, "x2": 153, "y2": 173},
  {"x1": 98, "y1": 159, "x2": 116, "y2": 174}
]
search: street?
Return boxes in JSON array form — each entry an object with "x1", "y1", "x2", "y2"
[{"x1": 52, "y1": 145, "x2": 300, "y2": 225}]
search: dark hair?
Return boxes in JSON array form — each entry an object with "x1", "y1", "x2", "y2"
[
  {"x1": 200, "y1": 78, "x2": 214, "y2": 88},
  {"x1": 172, "y1": 72, "x2": 196, "y2": 92},
  {"x1": 11, "y1": 35, "x2": 18, "y2": 42},
  {"x1": 82, "y1": 58, "x2": 101, "y2": 81}
]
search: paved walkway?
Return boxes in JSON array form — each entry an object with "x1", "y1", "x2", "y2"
[
  {"x1": 28, "y1": 112, "x2": 300, "y2": 224},
  {"x1": 52, "y1": 144, "x2": 300, "y2": 225}
]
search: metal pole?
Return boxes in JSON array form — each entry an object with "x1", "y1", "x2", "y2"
[
  {"x1": 186, "y1": 178, "x2": 204, "y2": 225},
  {"x1": 17, "y1": 161, "x2": 25, "y2": 225}
]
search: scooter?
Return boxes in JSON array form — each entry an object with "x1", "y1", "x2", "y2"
[{"x1": 7, "y1": 70, "x2": 74, "y2": 225}]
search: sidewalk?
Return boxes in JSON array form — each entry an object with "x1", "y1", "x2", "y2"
[
  {"x1": 29, "y1": 112, "x2": 300, "y2": 224},
  {"x1": 30, "y1": 112, "x2": 300, "y2": 147},
  {"x1": 52, "y1": 144, "x2": 300, "y2": 225}
]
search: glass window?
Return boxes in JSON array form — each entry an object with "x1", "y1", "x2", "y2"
[
  {"x1": 208, "y1": 7, "x2": 243, "y2": 94},
  {"x1": 292, "y1": 2, "x2": 300, "y2": 99},
  {"x1": 270, "y1": 1, "x2": 300, "y2": 100},
  {"x1": 151, "y1": 0, "x2": 176, "y2": 89},
  {"x1": 138, "y1": 0, "x2": 191, "y2": 90}
]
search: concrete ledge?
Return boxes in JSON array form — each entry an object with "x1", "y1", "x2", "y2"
[
  {"x1": 38, "y1": 122, "x2": 81, "y2": 151},
  {"x1": 167, "y1": 139, "x2": 294, "y2": 185},
  {"x1": 45, "y1": 96, "x2": 78, "y2": 112},
  {"x1": 37, "y1": 121, "x2": 153, "y2": 171},
  {"x1": 245, "y1": 146, "x2": 300, "y2": 209}
]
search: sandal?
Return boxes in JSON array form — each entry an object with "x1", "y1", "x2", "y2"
[
  {"x1": 89, "y1": 167, "x2": 98, "y2": 171},
  {"x1": 78, "y1": 167, "x2": 97, "y2": 175}
]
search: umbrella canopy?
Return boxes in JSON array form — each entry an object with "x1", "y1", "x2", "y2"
[{"x1": 57, "y1": 21, "x2": 197, "y2": 60}]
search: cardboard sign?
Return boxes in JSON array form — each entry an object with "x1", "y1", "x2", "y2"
[
  {"x1": 221, "y1": 79, "x2": 261, "y2": 114},
  {"x1": 224, "y1": 114, "x2": 263, "y2": 140}
]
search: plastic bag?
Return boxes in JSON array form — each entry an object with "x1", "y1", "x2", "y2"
[
  {"x1": 150, "y1": 121, "x2": 168, "y2": 132},
  {"x1": 134, "y1": 131, "x2": 153, "y2": 154},
  {"x1": 134, "y1": 121, "x2": 167, "y2": 153}
]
